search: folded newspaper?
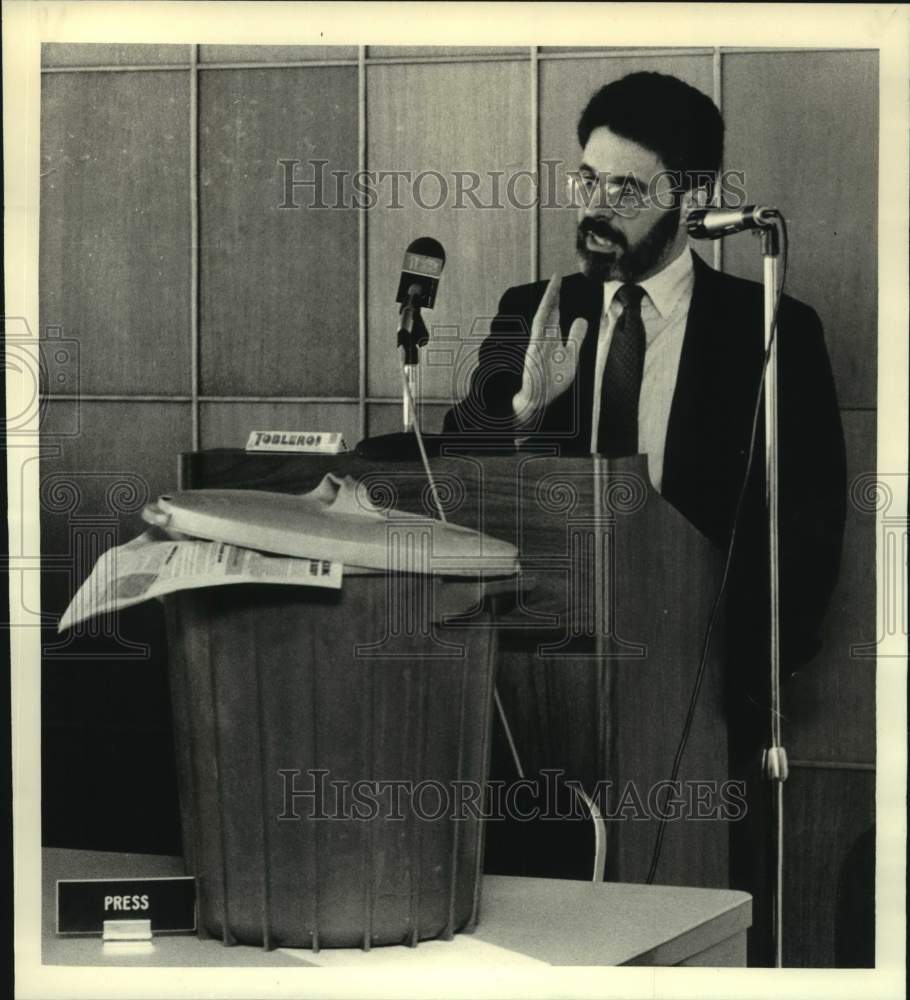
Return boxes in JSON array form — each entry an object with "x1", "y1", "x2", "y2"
[
  {"x1": 58, "y1": 529, "x2": 342, "y2": 632},
  {"x1": 59, "y1": 473, "x2": 519, "y2": 632}
]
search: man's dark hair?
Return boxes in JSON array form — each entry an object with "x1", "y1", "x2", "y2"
[{"x1": 577, "y1": 72, "x2": 724, "y2": 190}]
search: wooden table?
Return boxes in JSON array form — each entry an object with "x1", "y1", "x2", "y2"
[{"x1": 42, "y1": 849, "x2": 751, "y2": 967}]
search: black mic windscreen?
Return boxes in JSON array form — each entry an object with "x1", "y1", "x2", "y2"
[
  {"x1": 407, "y1": 236, "x2": 445, "y2": 262},
  {"x1": 396, "y1": 237, "x2": 446, "y2": 308}
]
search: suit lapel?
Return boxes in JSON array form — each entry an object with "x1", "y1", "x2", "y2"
[
  {"x1": 560, "y1": 272, "x2": 604, "y2": 449},
  {"x1": 661, "y1": 252, "x2": 720, "y2": 502}
]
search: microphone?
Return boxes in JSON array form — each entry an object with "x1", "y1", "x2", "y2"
[
  {"x1": 394, "y1": 238, "x2": 446, "y2": 434},
  {"x1": 355, "y1": 235, "x2": 510, "y2": 459},
  {"x1": 396, "y1": 236, "x2": 446, "y2": 309},
  {"x1": 396, "y1": 237, "x2": 445, "y2": 360},
  {"x1": 687, "y1": 205, "x2": 777, "y2": 240}
]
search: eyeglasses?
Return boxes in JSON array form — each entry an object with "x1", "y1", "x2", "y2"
[{"x1": 565, "y1": 169, "x2": 679, "y2": 217}]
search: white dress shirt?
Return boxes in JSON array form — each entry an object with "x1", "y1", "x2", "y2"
[{"x1": 590, "y1": 247, "x2": 695, "y2": 491}]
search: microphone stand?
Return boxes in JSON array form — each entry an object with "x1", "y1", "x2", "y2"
[
  {"x1": 684, "y1": 208, "x2": 788, "y2": 964},
  {"x1": 354, "y1": 296, "x2": 431, "y2": 461},
  {"x1": 398, "y1": 294, "x2": 429, "y2": 432},
  {"x1": 759, "y1": 221, "x2": 788, "y2": 968}
]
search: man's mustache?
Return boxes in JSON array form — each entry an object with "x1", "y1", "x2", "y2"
[{"x1": 578, "y1": 216, "x2": 627, "y2": 250}]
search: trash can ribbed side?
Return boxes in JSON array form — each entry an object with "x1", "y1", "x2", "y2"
[{"x1": 164, "y1": 575, "x2": 497, "y2": 950}]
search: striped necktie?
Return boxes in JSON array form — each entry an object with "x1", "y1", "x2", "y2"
[{"x1": 597, "y1": 284, "x2": 646, "y2": 456}]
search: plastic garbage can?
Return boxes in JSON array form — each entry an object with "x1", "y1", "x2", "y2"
[{"x1": 163, "y1": 572, "x2": 502, "y2": 951}]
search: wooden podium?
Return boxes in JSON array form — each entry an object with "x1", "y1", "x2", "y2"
[{"x1": 180, "y1": 448, "x2": 731, "y2": 892}]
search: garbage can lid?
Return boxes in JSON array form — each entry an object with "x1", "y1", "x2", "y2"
[{"x1": 142, "y1": 474, "x2": 519, "y2": 577}]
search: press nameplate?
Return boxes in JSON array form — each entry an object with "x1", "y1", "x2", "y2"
[
  {"x1": 56, "y1": 876, "x2": 196, "y2": 936},
  {"x1": 246, "y1": 430, "x2": 347, "y2": 454},
  {"x1": 103, "y1": 918, "x2": 152, "y2": 942}
]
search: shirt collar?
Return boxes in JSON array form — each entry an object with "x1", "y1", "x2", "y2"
[{"x1": 603, "y1": 246, "x2": 694, "y2": 318}]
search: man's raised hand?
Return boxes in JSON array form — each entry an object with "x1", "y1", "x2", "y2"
[{"x1": 512, "y1": 274, "x2": 588, "y2": 425}]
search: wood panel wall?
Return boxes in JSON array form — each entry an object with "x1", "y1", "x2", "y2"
[{"x1": 39, "y1": 43, "x2": 878, "y2": 967}]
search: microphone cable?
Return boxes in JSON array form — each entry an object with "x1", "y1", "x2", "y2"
[
  {"x1": 645, "y1": 214, "x2": 788, "y2": 885},
  {"x1": 399, "y1": 348, "x2": 447, "y2": 525}
]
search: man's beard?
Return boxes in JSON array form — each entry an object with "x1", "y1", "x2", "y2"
[{"x1": 576, "y1": 207, "x2": 682, "y2": 283}]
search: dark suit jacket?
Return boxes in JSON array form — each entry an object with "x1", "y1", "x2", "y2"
[{"x1": 443, "y1": 251, "x2": 847, "y2": 686}]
